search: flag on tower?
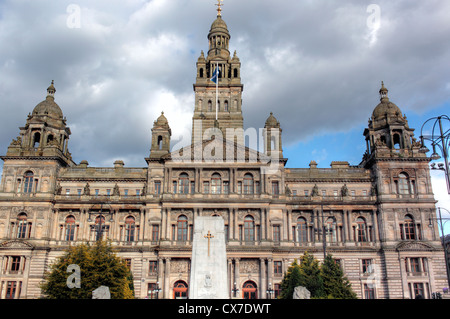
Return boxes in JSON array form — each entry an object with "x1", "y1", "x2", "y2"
[{"x1": 210, "y1": 66, "x2": 219, "y2": 84}]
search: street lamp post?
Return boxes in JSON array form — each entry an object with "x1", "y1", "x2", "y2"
[
  {"x1": 430, "y1": 207, "x2": 450, "y2": 290},
  {"x1": 87, "y1": 203, "x2": 113, "y2": 241},
  {"x1": 266, "y1": 282, "x2": 274, "y2": 299},
  {"x1": 313, "y1": 203, "x2": 332, "y2": 259},
  {"x1": 420, "y1": 115, "x2": 450, "y2": 194},
  {"x1": 152, "y1": 281, "x2": 162, "y2": 299},
  {"x1": 232, "y1": 282, "x2": 239, "y2": 298}
]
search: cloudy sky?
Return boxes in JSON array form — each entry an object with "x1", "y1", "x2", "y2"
[{"x1": 0, "y1": 0, "x2": 449, "y2": 227}]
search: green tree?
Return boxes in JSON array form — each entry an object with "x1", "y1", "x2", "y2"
[
  {"x1": 279, "y1": 259, "x2": 302, "y2": 299},
  {"x1": 40, "y1": 240, "x2": 135, "y2": 299},
  {"x1": 298, "y1": 251, "x2": 325, "y2": 298},
  {"x1": 321, "y1": 254, "x2": 357, "y2": 299}
]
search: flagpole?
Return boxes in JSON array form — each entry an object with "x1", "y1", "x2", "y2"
[{"x1": 215, "y1": 62, "x2": 219, "y2": 121}]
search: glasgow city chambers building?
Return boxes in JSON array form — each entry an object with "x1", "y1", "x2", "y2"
[{"x1": 0, "y1": 8, "x2": 447, "y2": 299}]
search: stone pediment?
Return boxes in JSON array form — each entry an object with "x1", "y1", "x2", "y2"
[
  {"x1": 0, "y1": 240, "x2": 34, "y2": 250},
  {"x1": 163, "y1": 136, "x2": 271, "y2": 164},
  {"x1": 396, "y1": 241, "x2": 435, "y2": 252}
]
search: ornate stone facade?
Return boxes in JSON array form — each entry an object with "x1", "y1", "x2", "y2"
[{"x1": 0, "y1": 10, "x2": 446, "y2": 299}]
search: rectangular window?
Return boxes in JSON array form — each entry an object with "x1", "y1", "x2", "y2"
[
  {"x1": 173, "y1": 181, "x2": 177, "y2": 194},
  {"x1": 274, "y1": 261, "x2": 282, "y2": 275},
  {"x1": 273, "y1": 225, "x2": 281, "y2": 242},
  {"x1": 154, "y1": 181, "x2": 161, "y2": 195},
  {"x1": 10, "y1": 256, "x2": 21, "y2": 272},
  {"x1": 6, "y1": 281, "x2": 18, "y2": 299},
  {"x1": 149, "y1": 261, "x2": 158, "y2": 274},
  {"x1": 191, "y1": 181, "x2": 195, "y2": 194},
  {"x1": 106, "y1": 189, "x2": 111, "y2": 197},
  {"x1": 124, "y1": 189, "x2": 128, "y2": 198},
  {"x1": 351, "y1": 190, "x2": 356, "y2": 199},
  {"x1": 77, "y1": 189, "x2": 82, "y2": 197},
  {"x1": 95, "y1": 189, "x2": 99, "y2": 197},
  {"x1": 413, "y1": 283, "x2": 424, "y2": 298},
  {"x1": 272, "y1": 181, "x2": 279, "y2": 195},
  {"x1": 274, "y1": 284, "x2": 281, "y2": 299},
  {"x1": 136, "y1": 189, "x2": 140, "y2": 198},
  {"x1": 364, "y1": 284, "x2": 375, "y2": 299},
  {"x1": 322, "y1": 190, "x2": 326, "y2": 197},
  {"x1": 65, "y1": 189, "x2": 70, "y2": 196},
  {"x1": 410, "y1": 258, "x2": 420, "y2": 273},
  {"x1": 152, "y1": 225, "x2": 159, "y2": 242},
  {"x1": 237, "y1": 182, "x2": 242, "y2": 194},
  {"x1": 362, "y1": 259, "x2": 373, "y2": 274},
  {"x1": 304, "y1": 190, "x2": 309, "y2": 197}
]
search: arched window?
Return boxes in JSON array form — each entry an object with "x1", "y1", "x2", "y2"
[
  {"x1": 65, "y1": 215, "x2": 76, "y2": 241},
  {"x1": 242, "y1": 281, "x2": 257, "y2": 299},
  {"x1": 243, "y1": 173, "x2": 254, "y2": 195},
  {"x1": 244, "y1": 215, "x2": 255, "y2": 242},
  {"x1": 398, "y1": 173, "x2": 410, "y2": 195},
  {"x1": 157, "y1": 136, "x2": 163, "y2": 150},
  {"x1": 17, "y1": 213, "x2": 31, "y2": 239},
  {"x1": 393, "y1": 131, "x2": 402, "y2": 149},
  {"x1": 208, "y1": 100, "x2": 212, "y2": 112},
  {"x1": 178, "y1": 173, "x2": 189, "y2": 194},
  {"x1": 211, "y1": 173, "x2": 222, "y2": 194},
  {"x1": 199, "y1": 68, "x2": 204, "y2": 78},
  {"x1": 177, "y1": 215, "x2": 188, "y2": 241},
  {"x1": 47, "y1": 134, "x2": 54, "y2": 144},
  {"x1": 297, "y1": 217, "x2": 308, "y2": 243},
  {"x1": 173, "y1": 281, "x2": 188, "y2": 299},
  {"x1": 23, "y1": 171, "x2": 34, "y2": 194},
  {"x1": 234, "y1": 68, "x2": 238, "y2": 78},
  {"x1": 33, "y1": 132, "x2": 41, "y2": 148},
  {"x1": 125, "y1": 216, "x2": 136, "y2": 242},
  {"x1": 224, "y1": 100, "x2": 229, "y2": 112},
  {"x1": 325, "y1": 217, "x2": 337, "y2": 243},
  {"x1": 356, "y1": 217, "x2": 367, "y2": 242},
  {"x1": 403, "y1": 215, "x2": 416, "y2": 240}
]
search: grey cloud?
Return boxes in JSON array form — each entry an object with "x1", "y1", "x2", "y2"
[{"x1": 1, "y1": 0, "x2": 449, "y2": 168}]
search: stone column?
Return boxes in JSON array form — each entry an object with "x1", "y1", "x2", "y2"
[
  {"x1": 233, "y1": 208, "x2": 238, "y2": 240},
  {"x1": 166, "y1": 208, "x2": 172, "y2": 241},
  {"x1": 287, "y1": 209, "x2": 292, "y2": 241},
  {"x1": 265, "y1": 208, "x2": 271, "y2": 241},
  {"x1": 260, "y1": 258, "x2": 266, "y2": 299},
  {"x1": 228, "y1": 258, "x2": 233, "y2": 296},
  {"x1": 139, "y1": 208, "x2": 145, "y2": 241},
  {"x1": 164, "y1": 258, "x2": 171, "y2": 299},
  {"x1": 51, "y1": 209, "x2": 59, "y2": 240},
  {"x1": 372, "y1": 209, "x2": 379, "y2": 243},
  {"x1": 260, "y1": 208, "x2": 266, "y2": 240},
  {"x1": 234, "y1": 258, "x2": 240, "y2": 292},
  {"x1": 267, "y1": 258, "x2": 273, "y2": 292}
]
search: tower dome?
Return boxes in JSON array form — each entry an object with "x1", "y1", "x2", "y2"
[
  {"x1": 32, "y1": 80, "x2": 64, "y2": 119},
  {"x1": 265, "y1": 112, "x2": 279, "y2": 127},
  {"x1": 371, "y1": 81, "x2": 402, "y2": 121},
  {"x1": 155, "y1": 111, "x2": 169, "y2": 126}
]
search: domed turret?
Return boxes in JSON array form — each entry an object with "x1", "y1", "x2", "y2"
[
  {"x1": 32, "y1": 80, "x2": 64, "y2": 120},
  {"x1": 371, "y1": 81, "x2": 402, "y2": 121},
  {"x1": 362, "y1": 82, "x2": 420, "y2": 161},
  {"x1": 265, "y1": 112, "x2": 279, "y2": 127},
  {"x1": 155, "y1": 111, "x2": 169, "y2": 127}
]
